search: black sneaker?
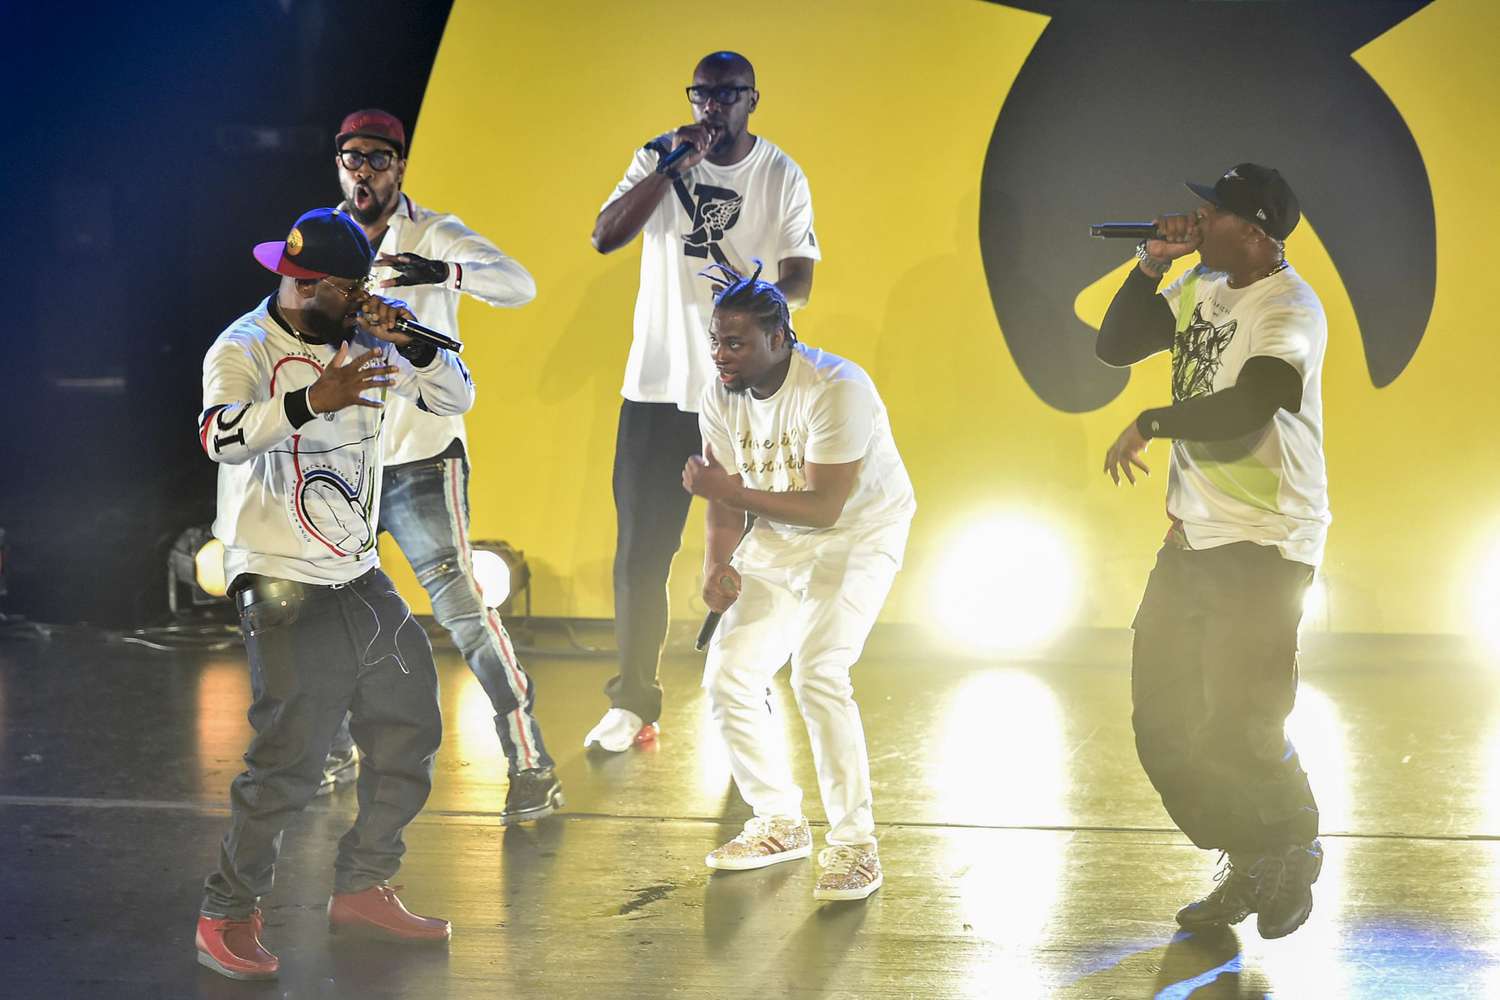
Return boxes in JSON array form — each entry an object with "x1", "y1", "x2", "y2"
[
  {"x1": 1252, "y1": 839, "x2": 1323, "y2": 939},
  {"x1": 1176, "y1": 852, "x2": 1259, "y2": 930},
  {"x1": 500, "y1": 767, "x2": 565, "y2": 826},
  {"x1": 316, "y1": 747, "x2": 359, "y2": 797}
]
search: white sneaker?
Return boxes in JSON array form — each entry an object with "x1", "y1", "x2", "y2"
[
  {"x1": 814, "y1": 845, "x2": 882, "y2": 901},
  {"x1": 584, "y1": 708, "x2": 645, "y2": 753},
  {"x1": 705, "y1": 816, "x2": 813, "y2": 871}
]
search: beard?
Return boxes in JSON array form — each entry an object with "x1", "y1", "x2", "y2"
[
  {"x1": 299, "y1": 304, "x2": 352, "y2": 345},
  {"x1": 348, "y1": 181, "x2": 393, "y2": 226}
]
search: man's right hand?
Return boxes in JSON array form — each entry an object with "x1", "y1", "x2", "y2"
[
  {"x1": 703, "y1": 562, "x2": 742, "y2": 614},
  {"x1": 1143, "y1": 212, "x2": 1203, "y2": 261},
  {"x1": 307, "y1": 344, "x2": 397, "y2": 414},
  {"x1": 667, "y1": 123, "x2": 720, "y2": 172}
]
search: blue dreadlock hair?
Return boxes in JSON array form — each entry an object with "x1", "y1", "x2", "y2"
[{"x1": 699, "y1": 259, "x2": 797, "y2": 344}]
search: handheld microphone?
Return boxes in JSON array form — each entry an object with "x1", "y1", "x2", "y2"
[
  {"x1": 392, "y1": 317, "x2": 462, "y2": 353},
  {"x1": 694, "y1": 513, "x2": 754, "y2": 652},
  {"x1": 658, "y1": 141, "x2": 697, "y2": 174},
  {"x1": 1090, "y1": 222, "x2": 1161, "y2": 239},
  {"x1": 658, "y1": 127, "x2": 721, "y2": 175},
  {"x1": 695, "y1": 611, "x2": 723, "y2": 652}
]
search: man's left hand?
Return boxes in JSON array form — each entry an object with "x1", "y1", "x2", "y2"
[
  {"x1": 683, "y1": 449, "x2": 738, "y2": 503},
  {"x1": 1104, "y1": 420, "x2": 1152, "y2": 487},
  {"x1": 349, "y1": 292, "x2": 417, "y2": 347},
  {"x1": 376, "y1": 252, "x2": 450, "y2": 288}
]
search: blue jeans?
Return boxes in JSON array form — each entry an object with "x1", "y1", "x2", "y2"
[
  {"x1": 355, "y1": 455, "x2": 552, "y2": 775},
  {"x1": 202, "y1": 569, "x2": 442, "y2": 918}
]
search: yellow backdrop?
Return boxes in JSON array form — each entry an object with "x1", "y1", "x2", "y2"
[{"x1": 379, "y1": 0, "x2": 1499, "y2": 635}]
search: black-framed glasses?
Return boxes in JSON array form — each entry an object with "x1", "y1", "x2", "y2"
[
  {"x1": 338, "y1": 148, "x2": 397, "y2": 172},
  {"x1": 686, "y1": 84, "x2": 754, "y2": 106}
]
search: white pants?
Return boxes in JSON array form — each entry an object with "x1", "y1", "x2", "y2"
[{"x1": 703, "y1": 534, "x2": 901, "y2": 847}]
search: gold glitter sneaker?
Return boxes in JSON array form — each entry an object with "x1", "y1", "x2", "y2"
[
  {"x1": 813, "y1": 845, "x2": 882, "y2": 901},
  {"x1": 705, "y1": 816, "x2": 813, "y2": 871}
]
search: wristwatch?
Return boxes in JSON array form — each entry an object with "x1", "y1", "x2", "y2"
[{"x1": 1135, "y1": 240, "x2": 1169, "y2": 276}]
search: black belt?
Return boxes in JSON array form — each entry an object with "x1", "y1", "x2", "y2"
[{"x1": 231, "y1": 575, "x2": 310, "y2": 613}]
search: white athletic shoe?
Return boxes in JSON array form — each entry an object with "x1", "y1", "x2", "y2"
[
  {"x1": 705, "y1": 816, "x2": 813, "y2": 871},
  {"x1": 584, "y1": 708, "x2": 645, "y2": 753},
  {"x1": 814, "y1": 845, "x2": 883, "y2": 901}
]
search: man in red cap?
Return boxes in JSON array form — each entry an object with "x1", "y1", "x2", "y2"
[
  {"x1": 321, "y1": 109, "x2": 562, "y2": 825},
  {"x1": 194, "y1": 208, "x2": 470, "y2": 980}
]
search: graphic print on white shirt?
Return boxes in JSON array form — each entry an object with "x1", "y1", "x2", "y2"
[
  {"x1": 199, "y1": 299, "x2": 473, "y2": 585},
  {"x1": 603, "y1": 136, "x2": 821, "y2": 411},
  {"x1": 698, "y1": 344, "x2": 915, "y2": 560},
  {"x1": 1159, "y1": 264, "x2": 1332, "y2": 566},
  {"x1": 1172, "y1": 306, "x2": 1238, "y2": 402}
]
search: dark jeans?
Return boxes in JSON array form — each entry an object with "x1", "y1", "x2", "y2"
[
  {"x1": 201, "y1": 569, "x2": 442, "y2": 919},
  {"x1": 1131, "y1": 541, "x2": 1319, "y2": 855},
  {"x1": 605, "y1": 399, "x2": 702, "y2": 724},
  {"x1": 377, "y1": 455, "x2": 551, "y2": 774}
]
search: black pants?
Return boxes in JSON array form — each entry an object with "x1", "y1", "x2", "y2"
[
  {"x1": 1131, "y1": 541, "x2": 1319, "y2": 854},
  {"x1": 201, "y1": 568, "x2": 442, "y2": 918},
  {"x1": 605, "y1": 399, "x2": 702, "y2": 723}
]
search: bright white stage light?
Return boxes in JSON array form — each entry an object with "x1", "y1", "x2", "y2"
[
  {"x1": 1474, "y1": 539, "x2": 1500, "y2": 655},
  {"x1": 1302, "y1": 575, "x2": 1329, "y2": 631},
  {"x1": 930, "y1": 515, "x2": 1078, "y2": 655},
  {"x1": 471, "y1": 549, "x2": 512, "y2": 610},
  {"x1": 193, "y1": 538, "x2": 227, "y2": 598}
]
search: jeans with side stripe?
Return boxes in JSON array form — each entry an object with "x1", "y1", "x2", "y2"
[{"x1": 330, "y1": 455, "x2": 553, "y2": 775}]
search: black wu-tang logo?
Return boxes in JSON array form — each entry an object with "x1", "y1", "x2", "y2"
[
  {"x1": 679, "y1": 183, "x2": 744, "y2": 265},
  {"x1": 1172, "y1": 307, "x2": 1237, "y2": 403},
  {"x1": 979, "y1": 0, "x2": 1437, "y2": 413}
]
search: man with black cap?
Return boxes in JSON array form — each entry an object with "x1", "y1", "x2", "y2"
[
  {"x1": 325, "y1": 109, "x2": 563, "y2": 825},
  {"x1": 1095, "y1": 163, "x2": 1331, "y2": 940},
  {"x1": 193, "y1": 208, "x2": 472, "y2": 980}
]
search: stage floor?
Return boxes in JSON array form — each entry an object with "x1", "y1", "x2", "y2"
[{"x1": 2, "y1": 626, "x2": 1498, "y2": 998}]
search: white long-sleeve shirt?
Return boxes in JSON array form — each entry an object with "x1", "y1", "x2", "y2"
[
  {"x1": 199, "y1": 297, "x2": 475, "y2": 586},
  {"x1": 347, "y1": 193, "x2": 534, "y2": 466}
]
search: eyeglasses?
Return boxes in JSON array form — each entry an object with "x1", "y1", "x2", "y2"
[
  {"x1": 338, "y1": 148, "x2": 398, "y2": 172},
  {"x1": 686, "y1": 84, "x2": 754, "y2": 106}
]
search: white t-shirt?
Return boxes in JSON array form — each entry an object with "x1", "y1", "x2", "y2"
[
  {"x1": 342, "y1": 194, "x2": 535, "y2": 467},
  {"x1": 603, "y1": 136, "x2": 821, "y2": 412},
  {"x1": 698, "y1": 344, "x2": 915, "y2": 563},
  {"x1": 199, "y1": 299, "x2": 475, "y2": 586},
  {"x1": 1160, "y1": 264, "x2": 1331, "y2": 566}
]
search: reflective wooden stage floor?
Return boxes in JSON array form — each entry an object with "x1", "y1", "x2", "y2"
[{"x1": 2, "y1": 627, "x2": 1498, "y2": 999}]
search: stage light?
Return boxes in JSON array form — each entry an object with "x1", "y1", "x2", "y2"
[
  {"x1": 1473, "y1": 539, "x2": 1500, "y2": 655},
  {"x1": 167, "y1": 525, "x2": 229, "y2": 615},
  {"x1": 470, "y1": 540, "x2": 531, "y2": 616},
  {"x1": 930, "y1": 514, "x2": 1078, "y2": 655},
  {"x1": 1302, "y1": 575, "x2": 1330, "y2": 631},
  {"x1": 194, "y1": 538, "x2": 227, "y2": 598}
]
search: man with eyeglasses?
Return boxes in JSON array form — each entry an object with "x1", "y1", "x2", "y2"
[
  {"x1": 587, "y1": 52, "x2": 820, "y2": 753},
  {"x1": 324, "y1": 109, "x2": 564, "y2": 826},
  {"x1": 195, "y1": 208, "x2": 468, "y2": 979}
]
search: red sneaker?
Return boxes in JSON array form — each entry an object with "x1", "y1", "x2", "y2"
[
  {"x1": 328, "y1": 885, "x2": 451, "y2": 943},
  {"x1": 195, "y1": 909, "x2": 278, "y2": 980},
  {"x1": 633, "y1": 722, "x2": 660, "y2": 746}
]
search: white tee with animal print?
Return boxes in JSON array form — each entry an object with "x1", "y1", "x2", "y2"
[{"x1": 1160, "y1": 264, "x2": 1331, "y2": 566}]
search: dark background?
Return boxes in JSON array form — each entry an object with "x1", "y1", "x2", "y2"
[{"x1": 0, "y1": 0, "x2": 453, "y2": 626}]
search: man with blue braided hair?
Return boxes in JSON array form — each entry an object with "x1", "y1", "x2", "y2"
[{"x1": 682, "y1": 261, "x2": 915, "y2": 902}]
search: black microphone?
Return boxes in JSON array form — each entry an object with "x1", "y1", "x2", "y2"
[
  {"x1": 393, "y1": 317, "x2": 462, "y2": 353},
  {"x1": 1090, "y1": 222, "x2": 1161, "y2": 239},
  {"x1": 658, "y1": 141, "x2": 697, "y2": 174},
  {"x1": 694, "y1": 514, "x2": 754, "y2": 652},
  {"x1": 695, "y1": 611, "x2": 722, "y2": 652}
]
